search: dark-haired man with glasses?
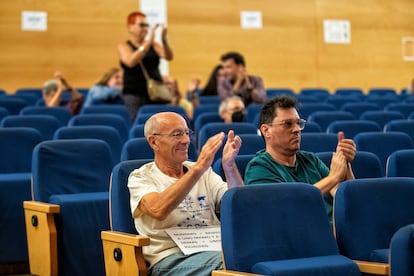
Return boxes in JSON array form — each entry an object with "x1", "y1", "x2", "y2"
[
  {"x1": 128, "y1": 112, "x2": 244, "y2": 276},
  {"x1": 244, "y1": 95, "x2": 356, "y2": 219}
]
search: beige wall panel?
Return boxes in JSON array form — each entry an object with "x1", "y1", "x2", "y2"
[
  {"x1": 0, "y1": 0, "x2": 413, "y2": 94},
  {"x1": 0, "y1": 0, "x2": 136, "y2": 93}
]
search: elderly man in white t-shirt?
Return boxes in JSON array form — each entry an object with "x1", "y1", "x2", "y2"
[{"x1": 128, "y1": 112, "x2": 244, "y2": 276}]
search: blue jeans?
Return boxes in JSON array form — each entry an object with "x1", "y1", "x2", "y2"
[{"x1": 150, "y1": 251, "x2": 223, "y2": 276}]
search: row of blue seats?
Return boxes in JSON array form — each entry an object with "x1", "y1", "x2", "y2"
[
  {"x1": 1, "y1": 111, "x2": 414, "y2": 172},
  {"x1": 2, "y1": 136, "x2": 414, "y2": 275}
]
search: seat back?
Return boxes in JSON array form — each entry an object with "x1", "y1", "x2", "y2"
[
  {"x1": 308, "y1": 111, "x2": 355, "y2": 131},
  {"x1": 193, "y1": 112, "x2": 223, "y2": 138},
  {"x1": 327, "y1": 120, "x2": 382, "y2": 138},
  {"x1": 32, "y1": 139, "x2": 113, "y2": 202},
  {"x1": 301, "y1": 121, "x2": 322, "y2": 132},
  {"x1": 245, "y1": 103, "x2": 263, "y2": 123},
  {"x1": 121, "y1": 137, "x2": 198, "y2": 162},
  {"x1": 0, "y1": 97, "x2": 28, "y2": 115},
  {"x1": 360, "y1": 110, "x2": 404, "y2": 129},
  {"x1": 297, "y1": 103, "x2": 336, "y2": 119},
  {"x1": 20, "y1": 106, "x2": 72, "y2": 126},
  {"x1": 354, "y1": 132, "x2": 414, "y2": 175},
  {"x1": 266, "y1": 88, "x2": 295, "y2": 99},
  {"x1": 198, "y1": 122, "x2": 258, "y2": 150},
  {"x1": 128, "y1": 124, "x2": 145, "y2": 139},
  {"x1": 368, "y1": 88, "x2": 397, "y2": 97},
  {"x1": 300, "y1": 133, "x2": 338, "y2": 152},
  {"x1": 335, "y1": 88, "x2": 364, "y2": 98},
  {"x1": 68, "y1": 113, "x2": 129, "y2": 143},
  {"x1": 386, "y1": 149, "x2": 414, "y2": 177},
  {"x1": 341, "y1": 102, "x2": 382, "y2": 119},
  {"x1": 221, "y1": 183, "x2": 339, "y2": 272},
  {"x1": 1, "y1": 114, "x2": 61, "y2": 140},
  {"x1": 54, "y1": 126, "x2": 123, "y2": 166},
  {"x1": 15, "y1": 88, "x2": 43, "y2": 99},
  {"x1": 135, "y1": 105, "x2": 188, "y2": 125},
  {"x1": 0, "y1": 127, "x2": 42, "y2": 173},
  {"x1": 193, "y1": 104, "x2": 220, "y2": 123},
  {"x1": 384, "y1": 119, "x2": 414, "y2": 142},
  {"x1": 385, "y1": 103, "x2": 414, "y2": 118},
  {"x1": 316, "y1": 151, "x2": 383, "y2": 178},
  {"x1": 365, "y1": 96, "x2": 399, "y2": 109},
  {"x1": 0, "y1": 106, "x2": 8, "y2": 121},
  {"x1": 110, "y1": 159, "x2": 152, "y2": 233},
  {"x1": 81, "y1": 105, "x2": 131, "y2": 128},
  {"x1": 334, "y1": 177, "x2": 414, "y2": 261},
  {"x1": 212, "y1": 154, "x2": 254, "y2": 181},
  {"x1": 324, "y1": 95, "x2": 359, "y2": 110},
  {"x1": 299, "y1": 88, "x2": 331, "y2": 100}
]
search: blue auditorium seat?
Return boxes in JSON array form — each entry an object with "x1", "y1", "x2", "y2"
[
  {"x1": 101, "y1": 159, "x2": 152, "y2": 275},
  {"x1": 327, "y1": 120, "x2": 381, "y2": 138},
  {"x1": 386, "y1": 149, "x2": 414, "y2": 177},
  {"x1": 54, "y1": 125, "x2": 123, "y2": 166},
  {"x1": 24, "y1": 139, "x2": 112, "y2": 276},
  {"x1": 1, "y1": 114, "x2": 62, "y2": 140},
  {"x1": 68, "y1": 113, "x2": 129, "y2": 143},
  {"x1": 0, "y1": 128, "x2": 42, "y2": 266},
  {"x1": 20, "y1": 106, "x2": 72, "y2": 126},
  {"x1": 334, "y1": 177, "x2": 414, "y2": 275},
  {"x1": 307, "y1": 111, "x2": 355, "y2": 131},
  {"x1": 354, "y1": 132, "x2": 413, "y2": 176},
  {"x1": 217, "y1": 183, "x2": 360, "y2": 275}
]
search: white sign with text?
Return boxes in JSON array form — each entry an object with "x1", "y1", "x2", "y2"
[{"x1": 166, "y1": 226, "x2": 221, "y2": 255}]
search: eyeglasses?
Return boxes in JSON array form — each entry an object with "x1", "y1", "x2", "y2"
[
  {"x1": 152, "y1": 129, "x2": 194, "y2": 140},
  {"x1": 137, "y1": 23, "x2": 150, "y2": 28},
  {"x1": 269, "y1": 119, "x2": 306, "y2": 130}
]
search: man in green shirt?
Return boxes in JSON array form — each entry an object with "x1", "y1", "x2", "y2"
[{"x1": 244, "y1": 95, "x2": 356, "y2": 218}]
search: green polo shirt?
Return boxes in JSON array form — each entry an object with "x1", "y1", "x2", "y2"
[{"x1": 244, "y1": 149, "x2": 333, "y2": 218}]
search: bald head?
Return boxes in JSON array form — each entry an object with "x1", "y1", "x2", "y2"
[{"x1": 144, "y1": 112, "x2": 187, "y2": 138}]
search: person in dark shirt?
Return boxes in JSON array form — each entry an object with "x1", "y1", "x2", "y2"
[{"x1": 117, "y1": 11, "x2": 173, "y2": 121}]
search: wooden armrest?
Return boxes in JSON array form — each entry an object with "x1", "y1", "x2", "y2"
[
  {"x1": 212, "y1": 270, "x2": 264, "y2": 276},
  {"x1": 101, "y1": 230, "x2": 150, "y2": 247},
  {"x1": 23, "y1": 200, "x2": 60, "y2": 276},
  {"x1": 101, "y1": 230, "x2": 150, "y2": 275},
  {"x1": 23, "y1": 200, "x2": 60, "y2": 213},
  {"x1": 355, "y1": 260, "x2": 389, "y2": 275}
]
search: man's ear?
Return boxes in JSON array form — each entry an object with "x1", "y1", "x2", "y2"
[
  {"x1": 147, "y1": 136, "x2": 159, "y2": 151},
  {"x1": 260, "y1": 124, "x2": 271, "y2": 138}
]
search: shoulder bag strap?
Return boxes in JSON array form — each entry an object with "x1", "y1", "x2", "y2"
[{"x1": 139, "y1": 62, "x2": 150, "y2": 81}]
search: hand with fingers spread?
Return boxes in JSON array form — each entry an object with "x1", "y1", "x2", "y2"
[
  {"x1": 222, "y1": 130, "x2": 242, "y2": 170},
  {"x1": 195, "y1": 132, "x2": 225, "y2": 171}
]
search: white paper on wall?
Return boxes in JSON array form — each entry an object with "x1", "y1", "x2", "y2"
[
  {"x1": 240, "y1": 11, "x2": 263, "y2": 29},
  {"x1": 323, "y1": 20, "x2": 351, "y2": 44},
  {"x1": 22, "y1": 11, "x2": 47, "y2": 32}
]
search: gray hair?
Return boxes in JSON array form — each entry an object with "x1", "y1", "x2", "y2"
[
  {"x1": 218, "y1": 95, "x2": 244, "y2": 114},
  {"x1": 43, "y1": 79, "x2": 59, "y2": 95}
]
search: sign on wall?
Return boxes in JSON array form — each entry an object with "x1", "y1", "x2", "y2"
[
  {"x1": 21, "y1": 11, "x2": 47, "y2": 32},
  {"x1": 140, "y1": 0, "x2": 169, "y2": 74},
  {"x1": 240, "y1": 11, "x2": 263, "y2": 29},
  {"x1": 323, "y1": 19, "x2": 351, "y2": 44},
  {"x1": 402, "y1": 37, "x2": 414, "y2": 61}
]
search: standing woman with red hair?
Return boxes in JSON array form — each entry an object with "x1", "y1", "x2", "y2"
[{"x1": 118, "y1": 11, "x2": 174, "y2": 121}]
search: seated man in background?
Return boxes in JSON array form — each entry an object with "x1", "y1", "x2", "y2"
[
  {"x1": 43, "y1": 71, "x2": 83, "y2": 115},
  {"x1": 128, "y1": 112, "x2": 243, "y2": 276},
  {"x1": 217, "y1": 51, "x2": 266, "y2": 105},
  {"x1": 218, "y1": 95, "x2": 246, "y2": 123},
  {"x1": 244, "y1": 95, "x2": 356, "y2": 219}
]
